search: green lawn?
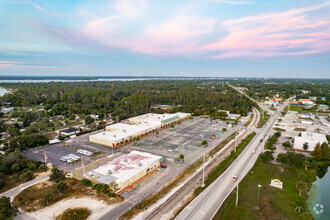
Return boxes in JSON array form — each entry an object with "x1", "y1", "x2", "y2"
[{"x1": 217, "y1": 159, "x2": 314, "y2": 220}]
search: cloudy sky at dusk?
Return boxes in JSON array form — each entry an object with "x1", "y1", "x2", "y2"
[{"x1": 0, "y1": 0, "x2": 330, "y2": 78}]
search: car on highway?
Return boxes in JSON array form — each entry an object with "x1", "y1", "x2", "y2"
[{"x1": 232, "y1": 175, "x2": 238, "y2": 182}]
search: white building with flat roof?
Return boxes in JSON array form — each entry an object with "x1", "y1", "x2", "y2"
[
  {"x1": 92, "y1": 150, "x2": 163, "y2": 194},
  {"x1": 294, "y1": 132, "x2": 327, "y2": 151},
  {"x1": 89, "y1": 112, "x2": 190, "y2": 147}
]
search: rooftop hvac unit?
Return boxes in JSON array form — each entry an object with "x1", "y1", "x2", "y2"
[
  {"x1": 102, "y1": 132, "x2": 105, "y2": 135},
  {"x1": 123, "y1": 129, "x2": 126, "y2": 132},
  {"x1": 113, "y1": 135, "x2": 116, "y2": 137}
]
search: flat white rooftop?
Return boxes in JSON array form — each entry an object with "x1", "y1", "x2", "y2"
[
  {"x1": 93, "y1": 150, "x2": 162, "y2": 184},
  {"x1": 90, "y1": 112, "x2": 190, "y2": 145},
  {"x1": 294, "y1": 132, "x2": 327, "y2": 151}
]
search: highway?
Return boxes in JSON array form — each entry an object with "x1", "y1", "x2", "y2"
[{"x1": 175, "y1": 98, "x2": 292, "y2": 220}]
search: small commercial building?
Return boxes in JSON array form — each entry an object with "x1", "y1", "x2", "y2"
[
  {"x1": 293, "y1": 132, "x2": 327, "y2": 151},
  {"x1": 91, "y1": 150, "x2": 163, "y2": 194},
  {"x1": 89, "y1": 112, "x2": 190, "y2": 148},
  {"x1": 318, "y1": 104, "x2": 329, "y2": 111},
  {"x1": 300, "y1": 119, "x2": 313, "y2": 125},
  {"x1": 298, "y1": 113, "x2": 315, "y2": 120},
  {"x1": 60, "y1": 127, "x2": 79, "y2": 136}
]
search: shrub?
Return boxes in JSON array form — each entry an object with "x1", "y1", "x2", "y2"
[
  {"x1": 80, "y1": 179, "x2": 92, "y2": 186},
  {"x1": 19, "y1": 171, "x2": 34, "y2": 182},
  {"x1": 27, "y1": 162, "x2": 37, "y2": 171},
  {"x1": 0, "y1": 196, "x2": 18, "y2": 219},
  {"x1": 38, "y1": 164, "x2": 47, "y2": 172},
  {"x1": 282, "y1": 141, "x2": 292, "y2": 149},
  {"x1": 56, "y1": 181, "x2": 67, "y2": 192},
  {"x1": 50, "y1": 168, "x2": 65, "y2": 182},
  {"x1": 43, "y1": 192, "x2": 53, "y2": 204},
  {"x1": 222, "y1": 128, "x2": 227, "y2": 132},
  {"x1": 260, "y1": 151, "x2": 274, "y2": 163}
]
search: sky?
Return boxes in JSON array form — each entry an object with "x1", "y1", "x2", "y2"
[{"x1": 0, "y1": 0, "x2": 330, "y2": 78}]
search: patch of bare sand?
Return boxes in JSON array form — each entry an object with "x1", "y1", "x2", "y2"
[{"x1": 28, "y1": 197, "x2": 118, "y2": 220}]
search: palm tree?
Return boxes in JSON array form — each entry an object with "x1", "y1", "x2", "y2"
[
  {"x1": 295, "y1": 198, "x2": 306, "y2": 213},
  {"x1": 300, "y1": 211, "x2": 313, "y2": 220},
  {"x1": 303, "y1": 160, "x2": 310, "y2": 171},
  {"x1": 296, "y1": 182, "x2": 308, "y2": 197}
]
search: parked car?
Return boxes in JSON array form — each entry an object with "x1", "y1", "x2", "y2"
[
  {"x1": 161, "y1": 165, "x2": 167, "y2": 168},
  {"x1": 157, "y1": 168, "x2": 163, "y2": 172}
]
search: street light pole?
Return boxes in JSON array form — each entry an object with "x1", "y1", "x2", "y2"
[
  {"x1": 202, "y1": 150, "x2": 205, "y2": 187},
  {"x1": 235, "y1": 130, "x2": 237, "y2": 153},
  {"x1": 236, "y1": 184, "x2": 239, "y2": 206},
  {"x1": 257, "y1": 185, "x2": 262, "y2": 209}
]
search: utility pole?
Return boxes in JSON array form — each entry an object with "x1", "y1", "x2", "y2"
[
  {"x1": 112, "y1": 145, "x2": 113, "y2": 155},
  {"x1": 202, "y1": 150, "x2": 205, "y2": 187},
  {"x1": 82, "y1": 156, "x2": 86, "y2": 177},
  {"x1": 257, "y1": 185, "x2": 262, "y2": 209},
  {"x1": 44, "y1": 151, "x2": 48, "y2": 164},
  {"x1": 235, "y1": 130, "x2": 237, "y2": 153},
  {"x1": 236, "y1": 184, "x2": 239, "y2": 206}
]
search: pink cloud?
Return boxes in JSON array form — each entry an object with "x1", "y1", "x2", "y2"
[{"x1": 203, "y1": 2, "x2": 330, "y2": 58}]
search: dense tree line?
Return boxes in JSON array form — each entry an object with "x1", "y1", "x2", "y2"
[{"x1": 0, "y1": 80, "x2": 254, "y2": 120}]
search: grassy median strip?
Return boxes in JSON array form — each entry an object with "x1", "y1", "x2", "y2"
[
  {"x1": 256, "y1": 106, "x2": 270, "y2": 128},
  {"x1": 244, "y1": 113, "x2": 254, "y2": 127},
  {"x1": 120, "y1": 132, "x2": 237, "y2": 219}
]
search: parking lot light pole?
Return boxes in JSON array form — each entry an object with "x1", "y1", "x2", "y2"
[{"x1": 257, "y1": 185, "x2": 262, "y2": 209}]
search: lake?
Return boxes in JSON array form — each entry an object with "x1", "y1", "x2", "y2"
[{"x1": 308, "y1": 167, "x2": 330, "y2": 220}]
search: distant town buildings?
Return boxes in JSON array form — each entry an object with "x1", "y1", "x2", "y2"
[{"x1": 293, "y1": 132, "x2": 327, "y2": 152}]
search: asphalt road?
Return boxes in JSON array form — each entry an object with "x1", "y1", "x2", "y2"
[{"x1": 175, "y1": 99, "x2": 293, "y2": 220}]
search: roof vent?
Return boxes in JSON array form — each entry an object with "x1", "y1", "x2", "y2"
[{"x1": 113, "y1": 135, "x2": 116, "y2": 137}]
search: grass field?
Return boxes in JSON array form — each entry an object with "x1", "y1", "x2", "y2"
[
  {"x1": 216, "y1": 159, "x2": 315, "y2": 220},
  {"x1": 56, "y1": 208, "x2": 90, "y2": 220}
]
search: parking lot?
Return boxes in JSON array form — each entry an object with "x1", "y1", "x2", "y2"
[{"x1": 24, "y1": 117, "x2": 243, "y2": 184}]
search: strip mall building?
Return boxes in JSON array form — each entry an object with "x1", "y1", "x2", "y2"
[
  {"x1": 91, "y1": 150, "x2": 163, "y2": 194},
  {"x1": 89, "y1": 112, "x2": 190, "y2": 148}
]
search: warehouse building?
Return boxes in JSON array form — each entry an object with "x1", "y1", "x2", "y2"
[
  {"x1": 91, "y1": 150, "x2": 163, "y2": 194},
  {"x1": 89, "y1": 112, "x2": 190, "y2": 147},
  {"x1": 293, "y1": 132, "x2": 327, "y2": 152}
]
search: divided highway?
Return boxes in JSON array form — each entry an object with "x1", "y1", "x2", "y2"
[{"x1": 176, "y1": 99, "x2": 292, "y2": 220}]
